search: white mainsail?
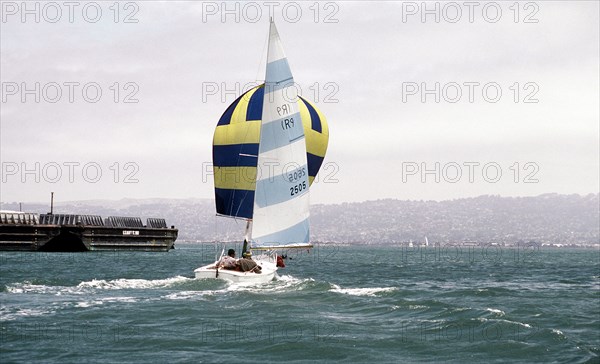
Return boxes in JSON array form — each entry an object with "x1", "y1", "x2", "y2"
[{"x1": 250, "y1": 20, "x2": 311, "y2": 249}]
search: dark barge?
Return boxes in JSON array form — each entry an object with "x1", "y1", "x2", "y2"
[{"x1": 0, "y1": 211, "x2": 178, "y2": 252}]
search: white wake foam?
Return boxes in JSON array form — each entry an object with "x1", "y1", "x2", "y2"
[
  {"x1": 163, "y1": 289, "x2": 228, "y2": 300},
  {"x1": 224, "y1": 274, "x2": 315, "y2": 294}
]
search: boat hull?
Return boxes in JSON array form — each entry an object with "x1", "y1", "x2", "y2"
[
  {"x1": 194, "y1": 260, "x2": 277, "y2": 284},
  {"x1": 0, "y1": 224, "x2": 61, "y2": 251},
  {"x1": 0, "y1": 213, "x2": 178, "y2": 252}
]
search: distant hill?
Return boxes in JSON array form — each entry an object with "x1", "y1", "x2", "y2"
[
  {"x1": 2, "y1": 194, "x2": 598, "y2": 245},
  {"x1": 309, "y1": 194, "x2": 599, "y2": 245}
]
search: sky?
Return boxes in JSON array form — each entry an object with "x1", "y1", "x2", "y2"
[{"x1": 1, "y1": 1, "x2": 598, "y2": 205}]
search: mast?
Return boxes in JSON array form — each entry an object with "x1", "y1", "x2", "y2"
[{"x1": 242, "y1": 220, "x2": 251, "y2": 255}]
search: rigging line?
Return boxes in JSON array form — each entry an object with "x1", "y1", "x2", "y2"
[
  {"x1": 233, "y1": 191, "x2": 247, "y2": 219},
  {"x1": 254, "y1": 24, "x2": 269, "y2": 83}
]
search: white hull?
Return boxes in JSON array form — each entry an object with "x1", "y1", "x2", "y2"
[{"x1": 194, "y1": 259, "x2": 277, "y2": 284}]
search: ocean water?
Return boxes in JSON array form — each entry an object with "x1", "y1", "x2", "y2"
[{"x1": 1, "y1": 243, "x2": 598, "y2": 363}]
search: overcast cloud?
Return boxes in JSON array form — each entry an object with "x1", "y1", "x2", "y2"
[{"x1": 1, "y1": 1, "x2": 598, "y2": 204}]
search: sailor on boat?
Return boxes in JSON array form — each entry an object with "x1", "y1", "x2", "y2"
[
  {"x1": 238, "y1": 251, "x2": 262, "y2": 274},
  {"x1": 217, "y1": 249, "x2": 237, "y2": 270}
]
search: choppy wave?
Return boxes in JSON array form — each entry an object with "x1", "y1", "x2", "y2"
[
  {"x1": 485, "y1": 307, "x2": 506, "y2": 316},
  {"x1": 329, "y1": 284, "x2": 397, "y2": 296},
  {"x1": 478, "y1": 317, "x2": 532, "y2": 328},
  {"x1": 1, "y1": 245, "x2": 598, "y2": 363},
  {"x1": 0, "y1": 307, "x2": 55, "y2": 321},
  {"x1": 5, "y1": 275, "x2": 317, "y2": 302},
  {"x1": 77, "y1": 276, "x2": 191, "y2": 290},
  {"x1": 6, "y1": 282, "x2": 75, "y2": 295},
  {"x1": 6, "y1": 276, "x2": 192, "y2": 295},
  {"x1": 75, "y1": 296, "x2": 138, "y2": 308}
]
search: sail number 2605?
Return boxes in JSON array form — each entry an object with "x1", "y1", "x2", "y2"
[{"x1": 290, "y1": 181, "x2": 307, "y2": 196}]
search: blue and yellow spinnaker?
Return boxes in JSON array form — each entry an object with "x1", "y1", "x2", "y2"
[{"x1": 213, "y1": 84, "x2": 329, "y2": 219}]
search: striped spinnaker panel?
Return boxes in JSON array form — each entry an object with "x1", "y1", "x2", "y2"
[
  {"x1": 212, "y1": 89, "x2": 328, "y2": 219},
  {"x1": 212, "y1": 87, "x2": 263, "y2": 219}
]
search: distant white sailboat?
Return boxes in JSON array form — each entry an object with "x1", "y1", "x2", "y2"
[{"x1": 194, "y1": 20, "x2": 329, "y2": 283}]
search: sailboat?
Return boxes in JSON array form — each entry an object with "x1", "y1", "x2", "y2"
[{"x1": 194, "y1": 20, "x2": 329, "y2": 283}]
